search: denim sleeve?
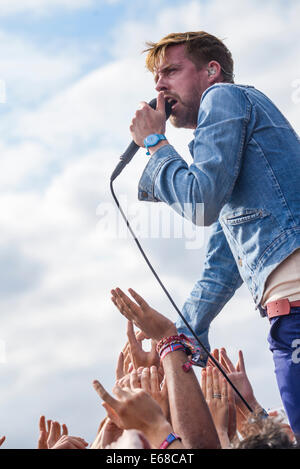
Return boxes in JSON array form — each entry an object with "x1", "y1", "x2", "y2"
[
  {"x1": 138, "y1": 85, "x2": 251, "y2": 226},
  {"x1": 176, "y1": 220, "x2": 243, "y2": 366}
]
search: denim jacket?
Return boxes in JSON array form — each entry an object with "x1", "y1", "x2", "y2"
[{"x1": 138, "y1": 83, "x2": 300, "y2": 365}]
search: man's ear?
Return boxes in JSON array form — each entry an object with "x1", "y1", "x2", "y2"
[{"x1": 206, "y1": 60, "x2": 222, "y2": 82}]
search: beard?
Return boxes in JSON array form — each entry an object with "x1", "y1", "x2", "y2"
[{"x1": 169, "y1": 98, "x2": 200, "y2": 129}]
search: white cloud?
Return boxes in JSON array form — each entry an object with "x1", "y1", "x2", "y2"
[
  {"x1": 0, "y1": 30, "x2": 87, "y2": 107},
  {"x1": 0, "y1": 0, "x2": 118, "y2": 17}
]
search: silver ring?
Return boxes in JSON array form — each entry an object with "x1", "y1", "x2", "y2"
[{"x1": 213, "y1": 393, "x2": 222, "y2": 399}]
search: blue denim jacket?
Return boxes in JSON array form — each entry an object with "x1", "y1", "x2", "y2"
[{"x1": 138, "y1": 83, "x2": 300, "y2": 365}]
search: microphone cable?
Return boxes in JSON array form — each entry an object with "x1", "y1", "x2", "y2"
[{"x1": 109, "y1": 100, "x2": 254, "y2": 413}]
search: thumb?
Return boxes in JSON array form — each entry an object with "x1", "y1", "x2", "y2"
[{"x1": 156, "y1": 92, "x2": 165, "y2": 114}]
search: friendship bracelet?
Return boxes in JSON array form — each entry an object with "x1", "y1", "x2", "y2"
[
  {"x1": 159, "y1": 432, "x2": 182, "y2": 449},
  {"x1": 159, "y1": 343, "x2": 186, "y2": 361},
  {"x1": 157, "y1": 334, "x2": 196, "y2": 358},
  {"x1": 158, "y1": 340, "x2": 194, "y2": 373}
]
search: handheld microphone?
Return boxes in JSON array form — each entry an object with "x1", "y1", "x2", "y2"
[{"x1": 110, "y1": 97, "x2": 173, "y2": 181}]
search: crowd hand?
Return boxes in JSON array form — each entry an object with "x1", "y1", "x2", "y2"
[
  {"x1": 201, "y1": 366, "x2": 231, "y2": 448},
  {"x1": 208, "y1": 348, "x2": 257, "y2": 411},
  {"x1": 90, "y1": 417, "x2": 123, "y2": 449},
  {"x1": 0, "y1": 436, "x2": 5, "y2": 447},
  {"x1": 51, "y1": 435, "x2": 89, "y2": 450},
  {"x1": 93, "y1": 378, "x2": 179, "y2": 449},
  {"x1": 207, "y1": 350, "x2": 237, "y2": 442},
  {"x1": 38, "y1": 416, "x2": 68, "y2": 449},
  {"x1": 111, "y1": 288, "x2": 177, "y2": 341},
  {"x1": 139, "y1": 366, "x2": 170, "y2": 422},
  {"x1": 127, "y1": 320, "x2": 160, "y2": 369},
  {"x1": 130, "y1": 91, "x2": 166, "y2": 147}
]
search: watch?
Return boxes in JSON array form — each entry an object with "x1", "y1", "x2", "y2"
[{"x1": 144, "y1": 134, "x2": 166, "y2": 155}]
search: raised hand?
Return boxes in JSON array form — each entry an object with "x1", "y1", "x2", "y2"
[
  {"x1": 92, "y1": 378, "x2": 182, "y2": 449},
  {"x1": 218, "y1": 348, "x2": 257, "y2": 409},
  {"x1": 126, "y1": 320, "x2": 160, "y2": 369},
  {"x1": 111, "y1": 288, "x2": 177, "y2": 341},
  {"x1": 38, "y1": 416, "x2": 68, "y2": 449},
  {"x1": 51, "y1": 435, "x2": 89, "y2": 449},
  {"x1": 201, "y1": 366, "x2": 231, "y2": 448},
  {"x1": 47, "y1": 420, "x2": 68, "y2": 448},
  {"x1": 139, "y1": 366, "x2": 170, "y2": 421}
]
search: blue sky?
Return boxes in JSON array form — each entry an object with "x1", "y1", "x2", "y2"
[{"x1": 0, "y1": 0, "x2": 299, "y2": 449}]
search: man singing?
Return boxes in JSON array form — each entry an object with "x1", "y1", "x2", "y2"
[{"x1": 129, "y1": 31, "x2": 300, "y2": 437}]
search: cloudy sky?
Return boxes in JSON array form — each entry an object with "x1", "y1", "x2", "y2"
[{"x1": 0, "y1": 0, "x2": 299, "y2": 448}]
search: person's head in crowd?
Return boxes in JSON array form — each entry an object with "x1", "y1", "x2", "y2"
[{"x1": 235, "y1": 416, "x2": 298, "y2": 449}]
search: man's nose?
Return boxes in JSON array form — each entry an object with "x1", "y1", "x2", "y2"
[{"x1": 155, "y1": 76, "x2": 168, "y2": 92}]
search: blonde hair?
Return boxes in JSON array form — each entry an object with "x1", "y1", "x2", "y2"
[{"x1": 144, "y1": 31, "x2": 234, "y2": 83}]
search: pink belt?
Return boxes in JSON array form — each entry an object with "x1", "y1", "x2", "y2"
[{"x1": 266, "y1": 299, "x2": 300, "y2": 319}]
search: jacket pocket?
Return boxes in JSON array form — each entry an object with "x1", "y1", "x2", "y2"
[{"x1": 223, "y1": 209, "x2": 269, "y2": 225}]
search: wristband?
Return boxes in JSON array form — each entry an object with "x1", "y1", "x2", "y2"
[
  {"x1": 159, "y1": 432, "x2": 182, "y2": 449},
  {"x1": 159, "y1": 343, "x2": 186, "y2": 360}
]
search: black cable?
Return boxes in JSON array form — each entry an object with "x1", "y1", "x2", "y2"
[{"x1": 110, "y1": 178, "x2": 253, "y2": 413}]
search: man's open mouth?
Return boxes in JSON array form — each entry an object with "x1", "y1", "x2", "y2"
[{"x1": 166, "y1": 98, "x2": 177, "y2": 111}]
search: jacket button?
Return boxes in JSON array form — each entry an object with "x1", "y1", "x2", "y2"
[{"x1": 141, "y1": 191, "x2": 148, "y2": 198}]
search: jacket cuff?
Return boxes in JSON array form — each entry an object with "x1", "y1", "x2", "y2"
[{"x1": 138, "y1": 144, "x2": 182, "y2": 202}]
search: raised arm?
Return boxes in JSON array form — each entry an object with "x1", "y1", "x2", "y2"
[
  {"x1": 111, "y1": 287, "x2": 220, "y2": 449},
  {"x1": 138, "y1": 85, "x2": 250, "y2": 226}
]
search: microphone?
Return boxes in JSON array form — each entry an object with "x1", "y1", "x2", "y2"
[{"x1": 110, "y1": 97, "x2": 173, "y2": 181}]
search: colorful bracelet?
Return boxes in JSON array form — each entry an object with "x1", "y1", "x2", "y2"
[
  {"x1": 159, "y1": 343, "x2": 186, "y2": 360},
  {"x1": 157, "y1": 335, "x2": 194, "y2": 372},
  {"x1": 159, "y1": 432, "x2": 182, "y2": 449}
]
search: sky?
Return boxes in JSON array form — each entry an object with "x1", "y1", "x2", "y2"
[{"x1": 0, "y1": 0, "x2": 299, "y2": 449}]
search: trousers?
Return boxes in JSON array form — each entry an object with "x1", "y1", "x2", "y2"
[{"x1": 268, "y1": 307, "x2": 300, "y2": 437}]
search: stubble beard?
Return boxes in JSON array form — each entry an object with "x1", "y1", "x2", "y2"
[{"x1": 169, "y1": 99, "x2": 200, "y2": 129}]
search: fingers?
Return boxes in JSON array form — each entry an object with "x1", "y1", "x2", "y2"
[
  {"x1": 62, "y1": 424, "x2": 68, "y2": 436},
  {"x1": 212, "y1": 368, "x2": 221, "y2": 398},
  {"x1": 111, "y1": 288, "x2": 139, "y2": 322},
  {"x1": 127, "y1": 320, "x2": 138, "y2": 346},
  {"x1": 128, "y1": 288, "x2": 149, "y2": 311},
  {"x1": 221, "y1": 376, "x2": 228, "y2": 403},
  {"x1": 140, "y1": 368, "x2": 151, "y2": 394},
  {"x1": 208, "y1": 348, "x2": 219, "y2": 367},
  {"x1": 116, "y1": 352, "x2": 125, "y2": 381},
  {"x1": 65, "y1": 436, "x2": 89, "y2": 449},
  {"x1": 48, "y1": 421, "x2": 61, "y2": 443},
  {"x1": 206, "y1": 366, "x2": 213, "y2": 400},
  {"x1": 136, "y1": 330, "x2": 150, "y2": 341},
  {"x1": 39, "y1": 415, "x2": 46, "y2": 433},
  {"x1": 150, "y1": 366, "x2": 159, "y2": 396},
  {"x1": 220, "y1": 348, "x2": 235, "y2": 372},
  {"x1": 156, "y1": 91, "x2": 166, "y2": 114},
  {"x1": 122, "y1": 343, "x2": 132, "y2": 374},
  {"x1": 102, "y1": 403, "x2": 122, "y2": 428},
  {"x1": 130, "y1": 369, "x2": 140, "y2": 390},
  {"x1": 47, "y1": 419, "x2": 52, "y2": 434},
  {"x1": 93, "y1": 380, "x2": 120, "y2": 410},
  {"x1": 237, "y1": 350, "x2": 246, "y2": 373},
  {"x1": 0, "y1": 436, "x2": 5, "y2": 447}
]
